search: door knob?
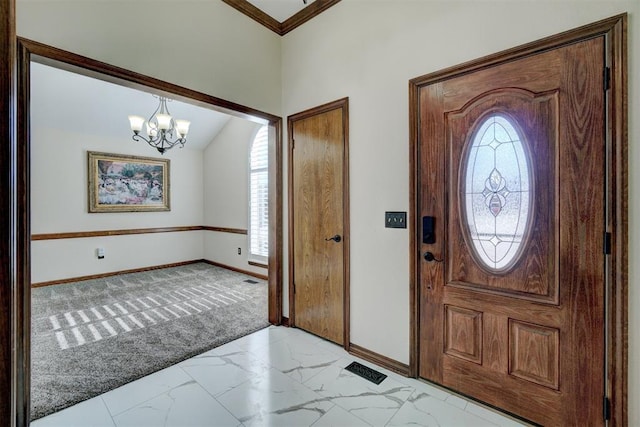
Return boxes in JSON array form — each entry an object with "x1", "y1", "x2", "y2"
[
  {"x1": 424, "y1": 251, "x2": 443, "y2": 262},
  {"x1": 325, "y1": 234, "x2": 342, "y2": 243}
]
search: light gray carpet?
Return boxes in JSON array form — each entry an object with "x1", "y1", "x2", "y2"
[{"x1": 30, "y1": 262, "x2": 269, "y2": 420}]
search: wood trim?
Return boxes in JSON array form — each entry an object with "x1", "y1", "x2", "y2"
[
  {"x1": 349, "y1": 343, "x2": 410, "y2": 377},
  {"x1": 202, "y1": 259, "x2": 268, "y2": 281},
  {"x1": 288, "y1": 97, "x2": 349, "y2": 123},
  {"x1": 608, "y1": 15, "x2": 628, "y2": 427},
  {"x1": 16, "y1": 29, "x2": 34, "y2": 427},
  {"x1": 202, "y1": 226, "x2": 248, "y2": 235},
  {"x1": 268, "y1": 119, "x2": 284, "y2": 325},
  {"x1": 32, "y1": 260, "x2": 202, "y2": 288},
  {"x1": 15, "y1": 38, "x2": 284, "y2": 419},
  {"x1": 32, "y1": 226, "x2": 202, "y2": 241},
  {"x1": 18, "y1": 37, "x2": 280, "y2": 124},
  {"x1": 220, "y1": 0, "x2": 280, "y2": 34},
  {"x1": 280, "y1": 0, "x2": 341, "y2": 36},
  {"x1": 1, "y1": 0, "x2": 18, "y2": 423},
  {"x1": 248, "y1": 260, "x2": 268, "y2": 269},
  {"x1": 32, "y1": 259, "x2": 268, "y2": 288},
  {"x1": 32, "y1": 226, "x2": 249, "y2": 241},
  {"x1": 341, "y1": 99, "x2": 351, "y2": 350},
  {"x1": 287, "y1": 97, "x2": 350, "y2": 349},
  {"x1": 410, "y1": 15, "x2": 626, "y2": 89},
  {"x1": 409, "y1": 14, "x2": 627, "y2": 425},
  {"x1": 221, "y1": 0, "x2": 341, "y2": 36},
  {"x1": 16, "y1": 34, "x2": 32, "y2": 427},
  {"x1": 408, "y1": 54, "x2": 420, "y2": 379}
]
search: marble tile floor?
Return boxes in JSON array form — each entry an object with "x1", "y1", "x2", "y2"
[{"x1": 32, "y1": 326, "x2": 529, "y2": 427}]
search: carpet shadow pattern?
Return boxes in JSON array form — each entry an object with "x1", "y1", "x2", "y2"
[{"x1": 30, "y1": 263, "x2": 269, "y2": 420}]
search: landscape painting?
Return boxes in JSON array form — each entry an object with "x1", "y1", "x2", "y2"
[{"x1": 88, "y1": 151, "x2": 170, "y2": 212}]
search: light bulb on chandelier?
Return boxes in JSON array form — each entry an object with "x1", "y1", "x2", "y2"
[{"x1": 128, "y1": 95, "x2": 191, "y2": 154}]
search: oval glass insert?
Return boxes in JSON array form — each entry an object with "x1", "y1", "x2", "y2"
[{"x1": 463, "y1": 114, "x2": 532, "y2": 271}]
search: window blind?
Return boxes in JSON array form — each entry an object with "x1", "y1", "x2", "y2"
[{"x1": 249, "y1": 126, "x2": 269, "y2": 262}]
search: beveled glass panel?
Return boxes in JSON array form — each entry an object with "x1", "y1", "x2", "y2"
[{"x1": 463, "y1": 114, "x2": 532, "y2": 271}]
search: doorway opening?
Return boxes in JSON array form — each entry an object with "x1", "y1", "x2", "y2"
[{"x1": 15, "y1": 38, "x2": 283, "y2": 422}]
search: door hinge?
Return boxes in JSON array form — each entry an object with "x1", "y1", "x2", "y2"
[
  {"x1": 604, "y1": 232, "x2": 612, "y2": 255},
  {"x1": 604, "y1": 66, "x2": 611, "y2": 91},
  {"x1": 603, "y1": 396, "x2": 611, "y2": 420}
]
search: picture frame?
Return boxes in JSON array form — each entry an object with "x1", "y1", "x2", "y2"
[{"x1": 88, "y1": 151, "x2": 170, "y2": 213}]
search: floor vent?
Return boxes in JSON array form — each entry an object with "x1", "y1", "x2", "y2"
[
  {"x1": 344, "y1": 361, "x2": 387, "y2": 385},
  {"x1": 244, "y1": 279, "x2": 259, "y2": 284}
]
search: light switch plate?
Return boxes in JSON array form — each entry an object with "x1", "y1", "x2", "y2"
[{"x1": 385, "y1": 211, "x2": 407, "y2": 229}]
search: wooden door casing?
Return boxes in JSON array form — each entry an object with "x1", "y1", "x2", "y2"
[
  {"x1": 416, "y1": 36, "x2": 606, "y2": 426},
  {"x1": 10, "y1": 38, "x2": 287, "y2": 426},
  {"x1": 289, "y1": 99, "x2": 349, "y2": 346}
]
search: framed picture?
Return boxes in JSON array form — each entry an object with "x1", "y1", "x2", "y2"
[{"x1": 88, "y1": 151, "x2": 170, "y2": 212}]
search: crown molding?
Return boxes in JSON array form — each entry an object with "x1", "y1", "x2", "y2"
[{"x1": 221, "y1": 0, "x2": 341, "y2": 36}]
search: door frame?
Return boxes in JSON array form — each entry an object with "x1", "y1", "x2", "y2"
[
  {"x1": 12, "y1": 37, "x2": 284, "y2": 424},
  {"x1": 409, "y1": 15, "x2": 627, "y2": 425},
  {"x1": 287, "y1": 97, "x2": 350, "y2": 349}
]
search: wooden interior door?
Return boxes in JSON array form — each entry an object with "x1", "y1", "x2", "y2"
[
  {"x1": 289, "y1": 99, "x2": 349, "y2": 345},
  {"x1": 417, "y1": 38, "x2": 606, "y2": 425}
]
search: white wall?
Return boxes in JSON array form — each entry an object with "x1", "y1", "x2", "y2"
[
  {"x1": 203, "y1": 117, "x2": 266, "y2": 276},
  {"x1": 204, "y1": 117, "x2": 261, "y2": 229},
  {"x1": 16, "y1": 0, "x2": 282, "y2": 115},
  {"x1": 31, "y1": 232, "x2": 204, "y2": 284},
  {"x1": 30, "y1": 126, "x2": 205, "y2": 283},
  {"x1": 281, "y1": 1, "x2": 638, "y2": 424},
  {"x1": 31, "y1": 128, "x2": 204, "y2": 233}
]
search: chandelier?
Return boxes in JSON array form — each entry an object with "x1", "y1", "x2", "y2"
[{"x1": 128, "y1": 96, "x2": 191, "y2": 154}]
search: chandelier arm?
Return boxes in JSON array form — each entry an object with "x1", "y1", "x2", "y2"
[
  {"x1": 148, "y1": 99, "x2": 163, "y2": 124},
  {"x1": 158, "y1": 97, "x2": 169, "y2": 115},
  {"x1": 132, "y1": 133, "x2": 152, "y2": 144},
  {"x1": 134, "y1": 132, "x2": 183, "y2": 147}
]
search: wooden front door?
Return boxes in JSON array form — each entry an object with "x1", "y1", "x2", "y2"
[
  {"x1": 289, "y1": 98, "x2": 349, "y2": 345},
  {"x1": 417, "y1": 37, "x2": 606, "y2": 425}
]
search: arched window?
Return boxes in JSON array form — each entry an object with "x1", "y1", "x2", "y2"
[{"x1": 249, "y1": 125, "x2": 269, "y2": 263}]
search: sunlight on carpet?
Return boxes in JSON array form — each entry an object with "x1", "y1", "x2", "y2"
[{"x1": 30, "y1": 263, "x2": 269, "y2": 420}]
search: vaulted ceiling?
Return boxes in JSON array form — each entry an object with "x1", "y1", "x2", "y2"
[{"x1": 31, "y1": 62, "x2": 233, "y2": 151}]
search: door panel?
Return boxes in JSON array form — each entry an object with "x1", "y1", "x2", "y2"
[
  {"x1": 418, "y1": 38, "x2": 605, "y2": 425},
  {"x1": 290, "y1": 104, "x2": 347, "y2": 345},
  {"x1": 446, "y1": 89, "x2": 558, "y2": 302}
]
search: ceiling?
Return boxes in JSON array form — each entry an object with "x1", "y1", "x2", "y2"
[
  {"x1": 247, "y1": 0, "x2": 316, "y2": 22},
  {"x1": 30, "y1": 62, "x2": 233, "y2": 151}
]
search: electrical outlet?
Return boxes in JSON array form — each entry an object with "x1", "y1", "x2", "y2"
[
  {"x1": 96, "y1": 247, "x2": 105, "y2": 259},
  {"x1": 237, "y1": 248, "x2": 241, "y2": 255}
]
